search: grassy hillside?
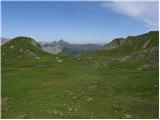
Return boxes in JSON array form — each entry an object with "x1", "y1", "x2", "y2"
[
  {"x1": 99, "y1": 31, "x2": 159, "y2": 57},
  {"x1": 82, "y1": 31, "x2": 158, "y2": 65},
  {"x1": 2, "y1": 36, "x2": 47, "y2": 60},
  {"x1": 1, "y1": 36, "x2": 54, "y2": 67},
  {"x1": 1, "y1": 33, "x2": 159, "y2": 118}
]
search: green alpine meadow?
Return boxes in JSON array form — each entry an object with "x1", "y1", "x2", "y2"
[{"x1": 1, "y1": 31, "x2": 159, "y2": 118}]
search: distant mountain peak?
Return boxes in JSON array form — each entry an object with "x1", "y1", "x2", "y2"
[
  {"x1": 40, "y1": 39, "x2": 101, "y2": 55},
  {"x1": 58, "y1": 39, "x2": 69, "y2": 45},
  {"x1": 59, "y1": 39, "x2": 64, "y2": 42}
]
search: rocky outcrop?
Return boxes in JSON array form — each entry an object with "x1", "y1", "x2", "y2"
[
  {"x1": 119, "y1": 47, "x2": 159, "y2": 65},
  {"x1": 102, "y1": 31, "x2": 159, "y2": 65},
  {"x1": 103, "y1": 38, "x2": 123, "y2": 50},
  {"x1": 42, "y1": 45, "x2": 62, "y2": 54}
]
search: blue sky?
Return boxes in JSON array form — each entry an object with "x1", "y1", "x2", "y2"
[{"x1": 1, "y1": 1, "x2": 159, "y2": 43}]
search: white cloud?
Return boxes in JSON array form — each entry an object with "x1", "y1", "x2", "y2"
[{"x1": 100, "y1": 1, "x2": 159, "y2": 30}]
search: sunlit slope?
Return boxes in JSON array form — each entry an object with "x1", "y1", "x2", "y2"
[
  {"x1": 1, "y1": 36, "x2": 56, "y2": 67},
  {"x1": 82, "y1": 31, "x2": 158, "y2": 65}
]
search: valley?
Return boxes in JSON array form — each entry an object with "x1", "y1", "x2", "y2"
[{"x1": 1, "y1": 31, "x2": 159, "y2": 118}]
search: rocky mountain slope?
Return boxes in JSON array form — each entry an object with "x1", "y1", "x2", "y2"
[
  {"x1": 103, "y1": 31, "x2": 158, "y2": 51},
  {"x1": 84, "y1": 31, "x2": 159, "y2": 66},
  {"x1": 41, "y1": 39, "x2": 102, "y2": 55}
]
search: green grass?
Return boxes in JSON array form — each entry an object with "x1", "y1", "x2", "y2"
[{"x1": 2, "y1": 54, "x2": 158, "y2": 118}]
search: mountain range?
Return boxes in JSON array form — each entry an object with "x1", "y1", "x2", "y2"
[
  {"x1": 1, "y1": 38, "x2": 102, "y2": 55},
  {"x1": 40, "y1": 39, "x2": 102, "y2": 55},
  {"x1": 1, "y1": 31, "x2": 159, "y2": 66}
]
